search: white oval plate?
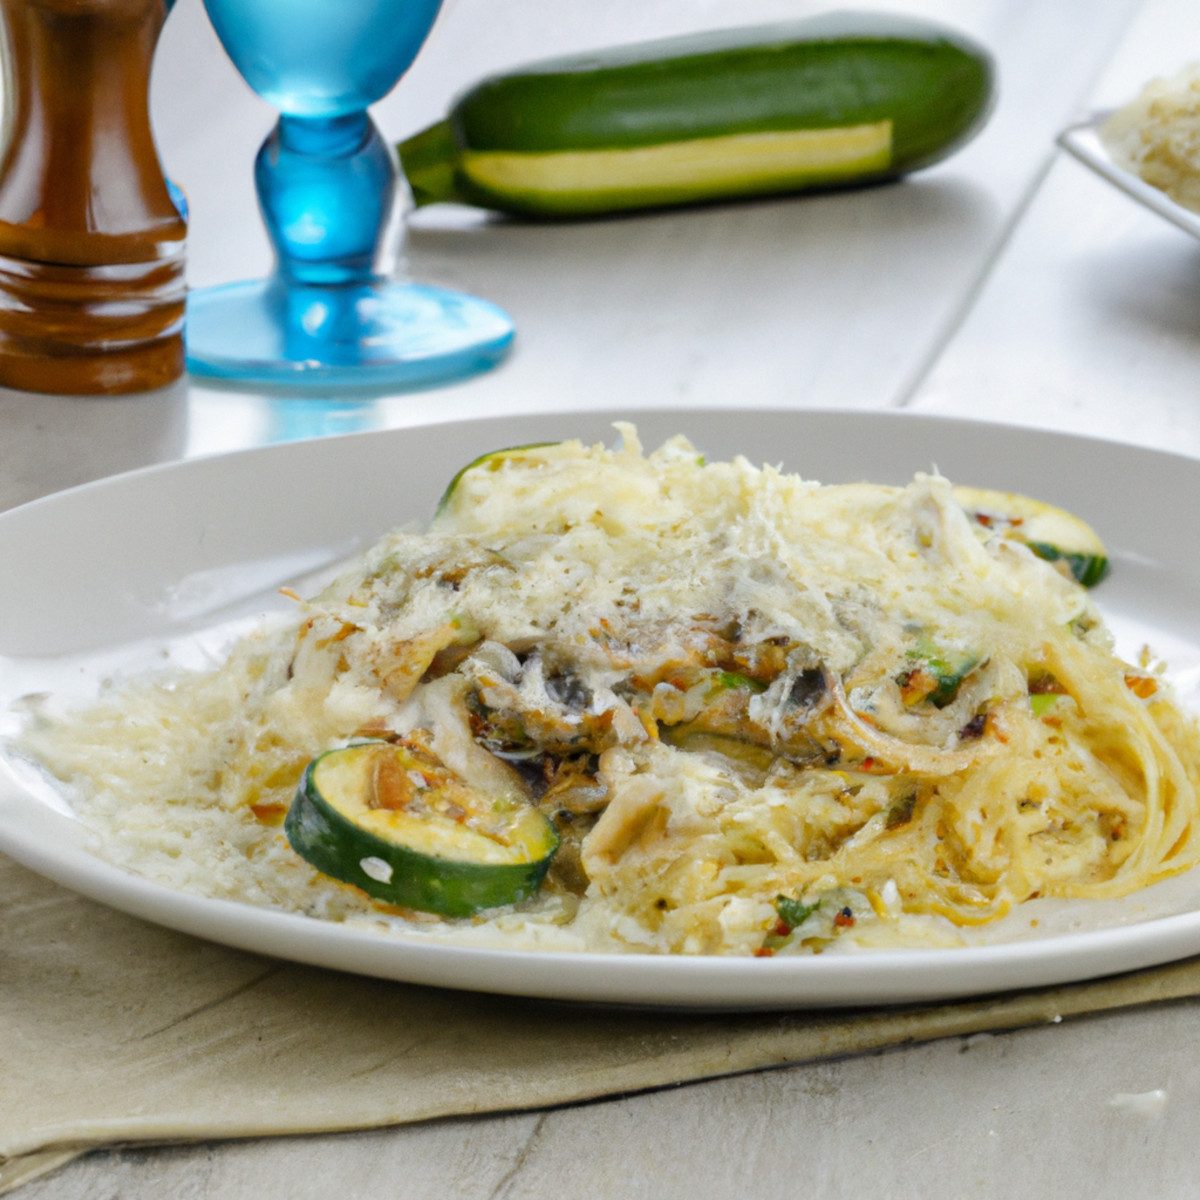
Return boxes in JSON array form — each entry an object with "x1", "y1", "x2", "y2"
[{"x1": 4, "y1": 409, "x2": 1200, "y2": 1010}]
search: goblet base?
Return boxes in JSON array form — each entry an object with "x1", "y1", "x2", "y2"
[{"x1": 185, "y1": 277, "x2": 514, "y2": 390}]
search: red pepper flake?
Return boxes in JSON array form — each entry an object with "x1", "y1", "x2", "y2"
[
  {"x1": 754, "y1": 947, "x2": 775, "y2": 958},
  {"x1": 834, "y1": 907, "x2": 856, "y2": 929},
  {"x1": 861, "y1": 757, "x2": 875, "y2": 771},
  {"x1": 772, "y1": 919, "x2": 791, "y2": 937}
]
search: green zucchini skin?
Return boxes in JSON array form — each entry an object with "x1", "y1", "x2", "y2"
[
  {"x1": 1025, "y1": 543, "x2": 1109, "y2": 589},
  {"x1": 285, "y1": 745, "x2": 559, "y2": 919},
  {"x1": 952, "y1": 487, "x2": 1110, "y2": 588},
  {"x1": 398, "y1": 13, "x2": 995, "y2": 217},
  {"x1": 434, "y1": 442, "x2": 560, "y2": 518}
]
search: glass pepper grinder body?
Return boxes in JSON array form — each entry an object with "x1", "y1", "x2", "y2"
[{"x1": 0, "y1": 0, "x2": 186, "y2": 394}]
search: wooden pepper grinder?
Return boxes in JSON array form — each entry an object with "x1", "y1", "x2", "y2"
[{"x1": 0, "y1": 0, "x2": 187, "y2": 394}]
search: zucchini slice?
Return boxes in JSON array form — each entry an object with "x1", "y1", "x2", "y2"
[
  {"x1": 434, "y1": 442, "x2": 560, "y2": 517},
  {"x1": 285, "y1": 741, "x2": 559, "y2": 918},
  {"x1": 398, "y1": 13, "x2": 994, "y2": 217},
  {"x1": 953, "y1": 487, "x2": 1110, "y2": 587}
]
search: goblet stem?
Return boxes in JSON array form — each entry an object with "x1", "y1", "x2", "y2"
[
  {"x1": 257, "y1": 112, "x2": 395, "y2": 287},
  {"x1": 186, "y1": 0, "x2": 513, "y2": 391}
]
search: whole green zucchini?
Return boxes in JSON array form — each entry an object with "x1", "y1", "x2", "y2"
[{"x1": 398, "y1": 12, "x2": 995, "y2": 218}]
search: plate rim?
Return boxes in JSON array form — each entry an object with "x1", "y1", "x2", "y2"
[{"x1": 6, "y1": 401, "x2": 1200, "y2": 520}]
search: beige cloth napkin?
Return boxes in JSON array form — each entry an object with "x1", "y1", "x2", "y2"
[{"x1": 5, "y1": 853, "x2": 1200, "y2": 1195}]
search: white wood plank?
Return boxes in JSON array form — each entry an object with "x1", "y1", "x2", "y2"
[
  {"x1": 152, "y1": 0, "x2": 1144, "y2": 461},
  {"x1": 909, "y1": 0, "x2": 1200, "y2": 458},
  {"x1": 383, "y1": 0, "x2": 1143, "y2": 421},
  {"x1": 0, "y1": 0, "x2": 1143, "y2": 497}
]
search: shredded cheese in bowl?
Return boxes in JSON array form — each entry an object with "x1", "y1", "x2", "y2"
[
  {"x1": 1101, "y1": 63, "x2": 1200, "y2": 213},
  {"x1": 15, "y1": 426, "x2": 1200, "y2": 956}
]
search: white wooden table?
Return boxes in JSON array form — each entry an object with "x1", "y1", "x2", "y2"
[{"x1": 8, "y1": 0, "x2": 1200, "y2": 1194}]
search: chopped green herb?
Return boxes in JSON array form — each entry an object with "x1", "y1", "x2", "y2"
[
  {"x1": 775, "y1": 895, "x2": 819, "y2": 930},
  {"x1": 885, "y1": 792, "x2": 917, "y2": 829},
  {"x1": 717, "y1": 671, "x2": 768, "y2": 693}
]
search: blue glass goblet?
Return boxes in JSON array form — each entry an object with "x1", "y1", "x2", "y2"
[{"x1": 186, "y1": 0, "x2": 514, "y2": 390}]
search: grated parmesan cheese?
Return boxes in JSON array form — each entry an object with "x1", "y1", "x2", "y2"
[{"x1": 1101, "y1": 63, "x2": 1200, "y2": 213}]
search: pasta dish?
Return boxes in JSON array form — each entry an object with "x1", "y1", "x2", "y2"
[{"x1": 18, "y1": 426, "x2": 1200, "y2": 956}]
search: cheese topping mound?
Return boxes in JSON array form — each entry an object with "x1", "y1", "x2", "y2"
[
  {"x1": 18, "y1": 427, "x2": 1200, "y2": 956},
  {"x1": 1101, "y1": 63, "x2": 1200, "y2": 214}
]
